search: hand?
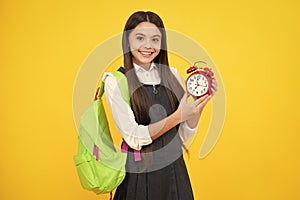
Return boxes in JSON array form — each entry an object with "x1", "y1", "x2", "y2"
[
  {"x1": 176, "y1": 92, "x2": 211, "y2": 122},
  {"x1": 211, "y1": 78, "x2": 218, "y2": 96}
]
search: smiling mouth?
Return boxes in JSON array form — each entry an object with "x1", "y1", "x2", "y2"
[{"x1": 139, "y1": 51, "x2": 154, "y2": 56}]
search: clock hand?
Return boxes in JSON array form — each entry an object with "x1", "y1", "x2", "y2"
[
  {"x1": 192, "y1": 86, "x2": 198, "y2": 93},
  {"x1": 197, "y1": 84, "x2": 207, "y2": 87}
]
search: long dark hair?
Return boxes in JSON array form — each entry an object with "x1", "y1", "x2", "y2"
[{"x1": 122, "y1": 11, "x2": 184, "y2": 125}]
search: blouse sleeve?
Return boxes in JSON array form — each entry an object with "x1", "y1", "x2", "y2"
[
  {"x1": 170, "y1": 67, "x2": 198, "y2": 143},
  {"x1": 102, "y1": 72, "x2": 152, "y2": 150}
]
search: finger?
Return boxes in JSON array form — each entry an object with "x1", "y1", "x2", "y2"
[
  {"x1": 211, "y1": 82, "x2": 218, "y2": 94},
  {"x1": 212, "y1": 79, "x2": 217, "y2": 87},
  {"x1": 212, "y1": 86, "x2": 218, "y2": 93},
  {"x1": 213, "y1": 83, "x2": 218, "y2": 89},
  {"x1": 202, "y1": 95, "x2": 211, "y2": 104},
  {"x1": 197, "y1": 95, "x2": 211, "y2": 109},
  {"x1": 212, "y1": 78, "x2": 217, "y2": 85},
  {"x1": 212, "y1": 79, "x2": 218, "y2": 87},
  {"x1": 193, "y1": 94, "x2": 209, "y2": 106},
  {"x1": 211, "y1": 88, "x2": 216, "y2": 95},
  {"x1": 212, "y1": 82, "x2": 217, "y2": 88},
  {"x1": 197, "y1": 95, "x2": 209, "y2": 103}
]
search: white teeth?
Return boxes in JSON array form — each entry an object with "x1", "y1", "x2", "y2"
[{"x1": 140, "y1": 51, "x2": 152, "y2": 55}]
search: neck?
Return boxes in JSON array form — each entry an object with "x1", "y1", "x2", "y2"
[{"x1": 134, "y1": 62, "x2": 151, "y2": 71}]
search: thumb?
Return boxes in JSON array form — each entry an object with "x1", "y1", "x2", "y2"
[{"x1": 181, "y1": 92, "x2": 188, "y2": 102}]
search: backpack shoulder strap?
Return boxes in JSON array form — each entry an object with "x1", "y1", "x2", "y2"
[
  {"x1": 96, "y1": 70, "x2": 130, "y2": 106},
  {"x1": 110, "y1": 69, "x2": 141, "y2": 162},
  {"x1": 94, "y1": 70, "x2": 141, "y2": 161},
  {"x1": 110, "y1": 71, "x2": 130, "y2": 105}
]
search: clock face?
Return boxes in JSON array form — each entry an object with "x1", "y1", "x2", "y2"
[{"x1": 186, "y1": 73, "x2": 209, "y2": 97}]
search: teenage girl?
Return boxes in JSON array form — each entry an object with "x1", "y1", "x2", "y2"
[{"x1": 102, "y1": 11, "x2": 217, "y2": 200}]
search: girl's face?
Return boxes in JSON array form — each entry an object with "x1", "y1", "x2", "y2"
[{"x1": 128, "y1": 22, "x2": 162, "y2": 69}]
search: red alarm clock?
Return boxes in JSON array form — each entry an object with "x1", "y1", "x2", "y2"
[{"x1": 186, "y1": 61, "x2": 214, "y2": 99}]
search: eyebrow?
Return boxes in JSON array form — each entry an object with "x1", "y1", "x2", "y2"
[{"x1": 135, "y1": 33, "x2": 161, "y2": 38}]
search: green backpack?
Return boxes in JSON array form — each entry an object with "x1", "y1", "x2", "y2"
[{"x1": 73, "y1": 71, "x2": 130, "y2": 195}]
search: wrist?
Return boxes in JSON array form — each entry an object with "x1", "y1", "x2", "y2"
[
  {"x1": 174, "y1": 108, "x2": 183, "y2": 124},
  {"x1": 186, "y1": 113, "x2": 201, "y2": 128}
]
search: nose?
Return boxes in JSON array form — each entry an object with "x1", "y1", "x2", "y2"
[{"x1": 144, "y1": 39, "x2": 152, "y2": 48}]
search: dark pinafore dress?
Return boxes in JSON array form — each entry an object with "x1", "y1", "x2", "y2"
[{"x1": 113, "y1": 68, "x2": 194, "y2": 200}]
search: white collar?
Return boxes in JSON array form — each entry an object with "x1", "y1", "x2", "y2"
[{"x1": 133, "y1": 62, "x2": 158, "y2": 73}]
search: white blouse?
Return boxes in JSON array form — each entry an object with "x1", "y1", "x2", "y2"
[{"x1": 102, "y1": 63, "x2": 197, "y2": 150}]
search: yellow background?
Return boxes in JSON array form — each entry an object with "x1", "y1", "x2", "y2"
[{"x1": 1, "y1": 0, "x2": 299, "y2": 199}]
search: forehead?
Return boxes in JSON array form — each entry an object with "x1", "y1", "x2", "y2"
[{"x1": 130, "y1": 22, "x2": 162, "y2": 36}]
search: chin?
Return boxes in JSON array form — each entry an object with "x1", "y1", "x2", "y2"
[{"x1": 144, "y1": 54, "x2": 159, "y2": 62}]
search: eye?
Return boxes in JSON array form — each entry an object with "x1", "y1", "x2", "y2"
[
  {"x1": 136, "y1": 36, "x2": 144, "y2": 41},
  {"x1": 152, "y1": 37, "x2": 160, "y2": 43}
]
